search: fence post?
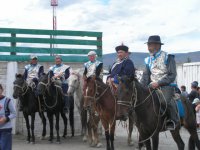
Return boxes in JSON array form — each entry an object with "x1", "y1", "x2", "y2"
[{"x1": 11, "y1": 33, "x2": 16, "y2": 55}]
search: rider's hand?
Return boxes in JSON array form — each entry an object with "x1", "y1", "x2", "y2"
[{"x1": 150, "y1": 82, "x2": 159, "y2": 89}]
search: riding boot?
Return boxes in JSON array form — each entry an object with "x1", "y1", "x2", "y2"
[{"x1": 166, "y1": 100, "x2": 180, "y2": 130}]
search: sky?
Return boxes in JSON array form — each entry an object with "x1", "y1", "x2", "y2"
[{"x1": 0, "y1": 0, "x2": 200, "y2": 54}]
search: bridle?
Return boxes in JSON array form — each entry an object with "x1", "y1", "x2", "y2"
[
  {"x1": 84, "y1": 80, "x2": 109, "y2": 102},
  {"x1": 14, "y1": 81, "x2": 29, "y2": 96},
  {"x1": 38, "y1": 79, "x2": 59, "y2": 109}
]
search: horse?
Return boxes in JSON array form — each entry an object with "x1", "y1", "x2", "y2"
[
  {"x1": 37, "y1": 73, "x2": 74, "y2": 143},
  {"x1": 67, "y1": 70, "x2": 102, "y2": 147},
  {"x1": 83, "y1": 75, "x2": 116, "y2": 150},
  {"x1": 117, "y1": 75, "x2": 200, "y2": 150},
  {"x1": 13, "y1": 74, "x2": 46, "y2": 144}
]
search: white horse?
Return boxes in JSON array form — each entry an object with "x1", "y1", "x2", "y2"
[{"x1": 67, "y1": 69, "x2": 102, "y2": 148}]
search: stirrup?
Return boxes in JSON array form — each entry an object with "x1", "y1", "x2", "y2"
[{"x1": 165, "y1": 120, "x2": 176, "y2": 131}]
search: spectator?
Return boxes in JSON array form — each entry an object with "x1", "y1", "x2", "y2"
[
  {"x1": 0, "y1": 84, "x2": 16, "y2": 150},
  {"x1": 188, "y1": 81, "x2": 199, "y2": 115},
  {"x1": 193, "y1": 98, "x2": 200, "y2": 132},
  {"x1": 180, "y1": 85, "x2": 188, "y2": 98}
]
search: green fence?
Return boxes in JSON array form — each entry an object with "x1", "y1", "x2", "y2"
[{"x1": 0, "y1": 28, "x2": 102, "y2": 62}]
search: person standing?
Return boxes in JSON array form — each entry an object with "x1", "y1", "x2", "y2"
[
  {"x1": 141, "y1": 35, "x2": 179, "y2": 130},
  {"x1": 180, "y1": 85, "x2": 188, "y2": 98},
  {"x1": 0, "y1": 84, "x2": 16, "y2": 150}
]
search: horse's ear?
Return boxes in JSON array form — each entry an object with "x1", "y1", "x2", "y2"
[{"x1": 15, "y1": 73, "x2": 18, "y2": 78}]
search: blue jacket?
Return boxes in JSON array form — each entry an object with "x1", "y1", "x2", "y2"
[{"x1": 108, "y1": 58, "x2": 135, "y2": 84}]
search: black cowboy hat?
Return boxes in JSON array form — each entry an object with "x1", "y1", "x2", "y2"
[
  {"x1": 145, "y1": 35, "x2": 164, "y2": 45},
  {"x1": 115, "y1": 43, "x2": 129, "y2": 52}
]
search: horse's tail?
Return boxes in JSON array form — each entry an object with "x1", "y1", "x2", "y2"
[{"x1": 180, "y1": 95, "x2": 200, "y2": 150}]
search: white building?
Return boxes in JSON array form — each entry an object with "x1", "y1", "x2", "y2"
[{"x1": 177, "y1": 62, "x2": 200, "y2": 93}]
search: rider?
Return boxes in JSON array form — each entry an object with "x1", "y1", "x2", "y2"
[
  {"x1": 107, "y1": 44, "x2": 135, "y2": 121},
  {"x1": 107, "y1": 43, "x2": 135, "y2": 88},
  {"x1": 49, "y1": 55, "x2": 71, "y2": 113},
  {"x1": 83, "y1": 51, "x2": 103, "y2": 79},
  {"x1": 21, "y1": 55, "x2": 44, "y2": 111},
  {"x1": 140, "y1": 35, "x2": 179, "y2": 130}
]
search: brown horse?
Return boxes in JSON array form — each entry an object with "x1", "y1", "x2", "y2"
[
  {"x1": 83, "y1": 76, "x2": 116, "y2": 150},
  {"x1": 117, "y1": 75, "x2": 200, "y2": 150}
]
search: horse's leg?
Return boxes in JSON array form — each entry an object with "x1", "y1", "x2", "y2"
[
  {"x1": 69, "y1": 98, "x2": 74, "y2": 137},
  {"x1": 152, "y1": 134, "x2": 159, "y2": 150},
  {"x1": 170, "y1": 130, "x2": 185, "y2": 150},
  {"x1": 110, "y1": 121, "x2": 116, "y2": 150},
  {"x1": 186, "y1": 127, "x2": 200, "y2": 150},
  {"x1": 144, "y1": 139, "x2": 152, "y2": 150},
  {"x1": 47, "y1": 112, "x2": 54, "y2": 143},
  {"x1": 105, "y1": 130, "x2": 111, "y2": 150},
  {"x1": 38, "y1": 112, "x2": 46, "y2": 139},
  {"x1": 60, "y1": 112, "x2": 67, "y2": 138},
  {"x1": 30, "y1": 113, "x2": 36, "y2": 144},
  {"x1": 128, "y1": 115, "x2": 134, "y2": 146},
  {"x1": 94, "y1": 117, "x2": 102, "y2": 148},
  {"x1": 55, "y1": 112, "x2": 60, "y2": 143},
  {"x1": 23, "y1": 112, "x2": 31, "y2": 143},
  {"x1": 81, "y1": 109, "x2": 87, "y2": 142},
  {"x1": 87, "y1": 117, "x2": 93, "y2": 146}
]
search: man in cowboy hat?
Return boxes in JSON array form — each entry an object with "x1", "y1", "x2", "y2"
[
  {"x1": 107, "y1": 43, "x2": 135, "y2": 85},
  {"x1": 141, "y1": 35, "x2": 179, "y2": 130},
  {"x1": 21, "y1": 55, "x2": 44, "y2": 111}
]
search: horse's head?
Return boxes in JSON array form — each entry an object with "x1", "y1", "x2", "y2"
[
  {"x1": 83, "y1": 75, "x2": 96, "y2": 109},
  {"x1": 13, "y1": 73, "x2": 27, "y2": 99},
  {"x1": 67, "y1": 71, "x2": 81, "y2": 95},
  {"x1": 37, "y1": 73, "x2": 49, "y2": 95},
  {"x1": 116, "y1": 75, "x2": 136, "y2": 120}
]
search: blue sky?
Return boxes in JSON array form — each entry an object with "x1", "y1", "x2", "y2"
[{"x1": 0, "y1": 0, "x2": 200, "y2": 54}]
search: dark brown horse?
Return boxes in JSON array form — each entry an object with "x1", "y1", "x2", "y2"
[
  {"x1": 37, "y1": 73, "x2": 73, "y2": 143},
  {"x1": 13, "y1": 74, "x2": 46, "y2": 143},
  {"x1": 117, "y1": 76, "x2": 200, "y2": 150},
  {"x1": 83, "y1": 76, "x2": 116, "y2": 150}
]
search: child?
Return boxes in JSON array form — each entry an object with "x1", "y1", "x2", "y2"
[
  {"x1": 0, "y1": 84, "x2": 16, "y2": 150},
  {"x1": 193, "y1": 98, "x2": 200, "y2": 132}
]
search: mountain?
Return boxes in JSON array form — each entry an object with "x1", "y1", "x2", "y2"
[{"x1": 103, "y1": 51, "x2": 200, "y2": 70}]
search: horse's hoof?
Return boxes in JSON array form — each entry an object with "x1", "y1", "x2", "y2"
[
  {"x1": 82, "y1": 136, "x2": 87, "y2": 142},
  {"x1": 31, "y1": 141, "x2": 35, "y2": 144},
  {"x1": 26, "y1": 141, "x2": 30, "y2": 144},
  {"x1": 71, "y1": 135, "x2": 74, "y2": 138},
  {"x1": 128, "y1": 141, "x2": 134, "y2": 146},
  {"x1": 56, "y1": 141, "x2": 61, "y2": 144},
  {"x1": 62, "y1": 135, "x2": 66, "y2": 138},
  {"x1": 96, "y1": 143, "x2": 103, "y2": 148},
  {"x1": 40, "y1": 136, "x2": 46, "y2": 140}
]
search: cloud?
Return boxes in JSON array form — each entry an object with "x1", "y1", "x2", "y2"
[{"x1": 0, "y1": 0, "x2": 200, "y2": 54}]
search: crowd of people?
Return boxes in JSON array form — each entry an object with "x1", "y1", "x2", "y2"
[{"x1": 180, "y1": 82, "x2": 200, "y2": 131}]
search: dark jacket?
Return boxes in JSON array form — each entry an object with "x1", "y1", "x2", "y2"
[{"x1": 108, "y1": 58, "x2": 135, "y2": 84}]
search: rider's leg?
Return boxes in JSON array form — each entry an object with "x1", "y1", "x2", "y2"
[{"x1": 160, "y1": 86, "x2": 180, "y2": 130}]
